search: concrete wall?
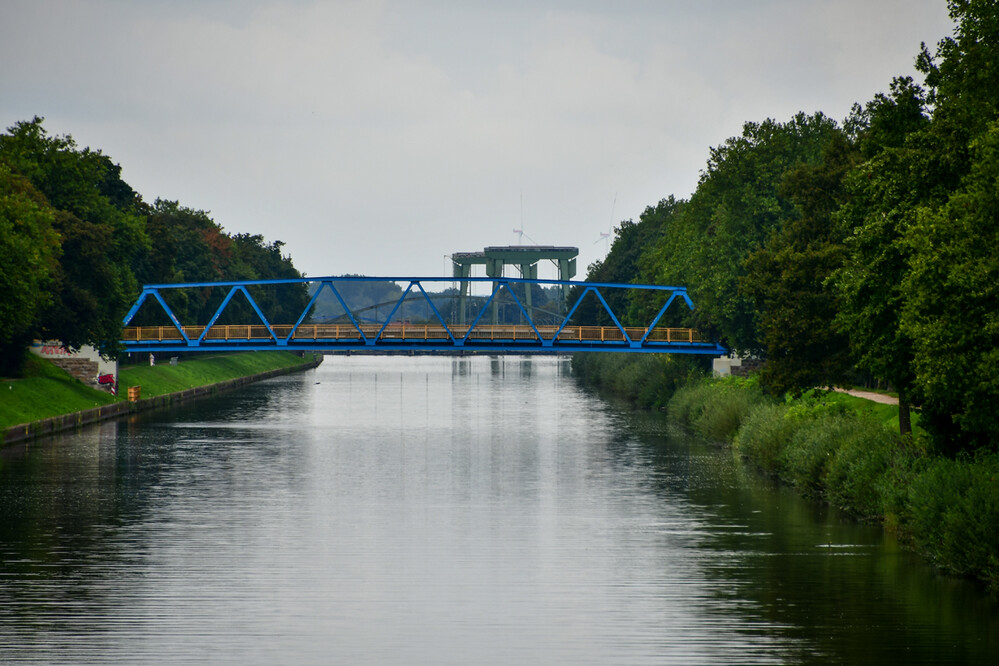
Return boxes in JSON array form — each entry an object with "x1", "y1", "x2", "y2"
[
  {"x1": 713, "y1": 355, "x2": 764, "y2": 377},
  {"x1": 713, "y1": 355, "x2": 742, "y2": 377},
  {"x1": 29, "y1": 341, "x2": 118, "y2": 392}
]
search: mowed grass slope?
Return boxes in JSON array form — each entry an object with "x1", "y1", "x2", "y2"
[
  {"x1": 1, "y1": 354, "x2": 118, "y2": 428},
  {"x1": 118, "y1": 352, "x2": 313, "y2": 398},
  {"x1": 2, "y1": 351, "x2": 314, "y2": 430}
]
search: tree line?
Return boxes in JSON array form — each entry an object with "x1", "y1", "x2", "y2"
[
  {"x1": 0, "y1": 117, "x2": 310, "y2": 376},
  {"x1": 581, "y1": 1, "x2": 998, "y2": 456}
]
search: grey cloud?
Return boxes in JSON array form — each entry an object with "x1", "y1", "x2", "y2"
[{"x1": 1, "y1": 0, "x2": 953, "y2": 278}]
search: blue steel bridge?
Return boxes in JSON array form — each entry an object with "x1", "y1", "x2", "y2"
[{"x1": 120, "y1": 276, "x2": 727, "y2": 356}]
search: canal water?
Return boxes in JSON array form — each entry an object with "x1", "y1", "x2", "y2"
[{"x1": 0, "y1": 356, "x2": 995, "y2": 664}]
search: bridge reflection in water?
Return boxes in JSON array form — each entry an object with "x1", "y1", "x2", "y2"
[{"x1": 120, "y1": 276, "x2": 726, "y2": 356}]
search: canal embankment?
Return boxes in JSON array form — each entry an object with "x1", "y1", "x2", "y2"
[
  {"x1": 571, "y1": 352, "x2": 999, "y2": 593},
  {"x1": 2, "y1": 351, "x2": 322, "y2": 446}
]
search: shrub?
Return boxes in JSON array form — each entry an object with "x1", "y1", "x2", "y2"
[
  {"x1": 907, "y1": 453, "x2": 999, "y2": 589},
  {"x1": 733, "y1": 403, "x2": 799, "y2": 475},
  {"x1": 667, "y1": 376, "x2": 764, "y2": 441},
  {"x1": 780, "y1": 416, "x2": 849, "y2": 493},
  {"x1": 693, "y1": 384, "x2": 758, "y2": 442},
  {"x1": 822, "y1": 418, "x2": 897, "y2": 519},
  {"x1": 572, "y1": 353, "x2": 706, "y2": 410},
  {"x1": 617, "y1": 356, "x2": 663, "y2": 409},
  {"x1": 877, "y1": 436, "x2": 931, "y2": 531},
  {"x1": 666, "y1": 382, "x2": 715, "y2": 427}
]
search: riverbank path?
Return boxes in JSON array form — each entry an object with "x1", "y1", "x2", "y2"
[{"x1": 832, "y1": 388, "x2": 899, "y2": 405}]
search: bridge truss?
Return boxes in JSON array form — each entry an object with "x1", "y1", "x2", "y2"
[{"x1": 120, "y1": 276, "x2": 726, "y2": 356}]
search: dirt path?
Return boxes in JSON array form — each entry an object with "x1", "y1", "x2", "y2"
[{"x1": 831, "y1": 388, "x2": 899, "y2": 405}]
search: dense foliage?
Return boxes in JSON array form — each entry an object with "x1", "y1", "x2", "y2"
[
  {"x1": 640, "y1": 112, "x2": 841, "y2": 352},
  {"x1": 666, "y1": 376, "x2": 999, "y2": 591},
  {"x1": 579, "y1": 1, "x2": 999, "y2": 455},
  {"x1": 0, "y1": 117, "x2": 309, "y2": 375},
  {"x1": 0, "y1": 164, "x2": 59, "y2": 374}
]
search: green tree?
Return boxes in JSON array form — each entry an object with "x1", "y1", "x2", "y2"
[
  {"x1": 39, "y1": 210, "x2": 125, "y2": 352},
  {"x1": 0, "y1": 164, "x2": 60, "y2": 375},
  {"x1": 642, "y1": 112, "x2": 840, "y2": 352},
  {"x1": 742, "y1": 132, "x2": 860, "y2": 395},
  {"x1": 902, "y1": 121, "x2": 999, "y2": 451},
  {"x1": 834, "y1": 2, "x2": 999, "y2": 446},
  {"x1": 833, "y1": 153, "x2": 919, "y2": 436},
  {"x1": 1, "y1": 117, "x2": 315, "y2": 361},
  {"x1": 134, "y1": 199, "x2": 235, "y2": 325},
  {"x1": 893, "y1": 0, "x2": 999, "y2": 451},
  {"x1": 0, "y1": 117, "x2": 148, "y2": 356},
  {"x1": 830, "y1": 77, "x2": 947, "y2": 436},
  {"x1": 917, "y1": 0, "x2": 999, "y2": 175},
  {"x1": 135, "y1": 208, "x2": 310, "y2": 327}
]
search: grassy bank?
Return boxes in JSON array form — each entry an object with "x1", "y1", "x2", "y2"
[
  {"x1": 572, "y1": 354, "x2": 999, "y2": 592},
  {"x1": 118, "y1": 352, "x2": 317, "y2": 399},
  {"x1": 1, "y1": 353, "x2": 119, "y2": 428},
  {"x1": 2, "y1": 351, "x2": 317, "y2": 430}
]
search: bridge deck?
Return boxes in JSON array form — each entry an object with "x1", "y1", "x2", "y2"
[{"x1": 121, "y1": 324, "x2": 722, "y2": 354}]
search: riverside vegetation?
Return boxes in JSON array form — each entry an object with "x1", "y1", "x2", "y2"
[
  {"x1": 573, "y1": 353, "x2": 999, "y2": 592},
  {"x1": 677, "y1": 375, "x2": 999, "y2": 593},
  {"x1": 572, "y1": 3, "x2": 999, "y2": 592}
]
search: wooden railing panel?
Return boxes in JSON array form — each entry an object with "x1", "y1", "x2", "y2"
[{"x1": 122, "y1": 324, "x2": 704, "y2": 346}]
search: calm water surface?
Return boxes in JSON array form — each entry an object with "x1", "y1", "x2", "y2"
[{"x1": 1, "y1": 356, "x2": 996, "y2": 664}]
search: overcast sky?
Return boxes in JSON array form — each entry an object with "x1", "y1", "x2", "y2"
[{"x1": 1, "y1": 0, "x2": 954, "y2": 280}]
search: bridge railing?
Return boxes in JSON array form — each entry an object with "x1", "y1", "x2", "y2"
[{"x1": 122, "y1": 324, "x2": 707, "y2": 344}]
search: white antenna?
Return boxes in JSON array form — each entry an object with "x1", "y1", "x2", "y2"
[
  {"x1": 594, "y1": 230, "x2": 611, "y2": 253},
  {"x1": 594, "y1": 192, "x2": 617, "y2": 254},
  {"x1": 513, "y1": 227, "x2": 538, "y2": 245},
  {"x1": 515, "y1": 191, "x2": 538, "y2": 245}
]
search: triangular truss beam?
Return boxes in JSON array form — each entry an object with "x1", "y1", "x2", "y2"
[
  {"x1": 289, "y1": 280, "x2": 368, "y2": 343},
  {"x1": 122, "y1": 288, "x2": 191, "y2": 343},
  {"x1": 557, "y1": 285, "x2": 632, "y2": 345},
  {"x1": 375, "y1": 281, "x2": 458, "y2": 346},
  {"x1": 120, "y1": 276, "x2": 725, "y2": 356},
  {"x1": 199, "y1": 285, "x2": 278, "y2": 344},
  {"x1": 461, "y1": 281, "x2": 547, "y2": 346}
]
